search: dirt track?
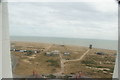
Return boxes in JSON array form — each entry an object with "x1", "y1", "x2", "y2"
[{"x1": 58, "y1": 49, "x2": 90, "y2": 74}]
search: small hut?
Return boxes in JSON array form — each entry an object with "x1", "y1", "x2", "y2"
[
  {"x1": 51, "y1": 50, "x2": 59, "y2": 55},
  {"x1": 45, "y1": 52, "x2": 52, "y2": 56},
  {"x1": 89, "y1": 44, "x2": 92, "y2": 49},
  {"x1": 64, "y1": 52, "x2": 70, "y2": 56},
  {"x1": 96, "y1": 52, "x2": 105, "y2": 55}
]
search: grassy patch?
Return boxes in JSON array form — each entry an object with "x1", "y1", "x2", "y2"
[
  {"x1": 47, "y1": 74, "x2": 56, "y2": 78},
  {"x1": 81, "y1": 60, "x2": 96, "y2": 65},
  {"x1": 46, "y1": 59, "x2": 60, "y2": 67}
]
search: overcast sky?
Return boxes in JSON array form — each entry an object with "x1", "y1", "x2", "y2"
[{"x1": 8, "y1": 1, "x2": 118, "y2": 40}]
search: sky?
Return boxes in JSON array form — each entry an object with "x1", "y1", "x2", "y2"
[{"x1": 8, "y1": 1, "x2": 118, "y2": 40}]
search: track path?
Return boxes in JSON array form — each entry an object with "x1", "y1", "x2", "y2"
[
  {"x1": 65, "y1": 49, "x2": 90, "y2": 62},
  {"x1": 59, "y1": 49, "x2": 90, "y2": 74}
]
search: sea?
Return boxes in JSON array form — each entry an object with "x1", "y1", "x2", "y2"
[{"x1": 11, "y1": 36, "x2": 118, "y2": 50}]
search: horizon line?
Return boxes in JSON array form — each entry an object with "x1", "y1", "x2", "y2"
[{"x1": 10, "y1": 35, "x2": 118, "y2": 41}]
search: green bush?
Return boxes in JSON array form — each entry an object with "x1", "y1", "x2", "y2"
[{"x1": 95, "y1": 66, "x2": 106, "y2": 68}]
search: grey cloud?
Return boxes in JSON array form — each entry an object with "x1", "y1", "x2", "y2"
[{"x1": 8, "y1": 2, "x2": 118, "y2": 40}]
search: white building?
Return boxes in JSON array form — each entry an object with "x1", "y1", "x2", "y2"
[
  {"x1": 46, "y1": 52, "x2": 51, "y2": 55},
  {"x1": 19, "y1": 50, "x2": 25, "y2": 52},
  {"x1": 64, "y1": 52, "x2": 70, "y2": 55},
  {"x1": 51, "y1": 50, "x2": 59, "y2": 54}
]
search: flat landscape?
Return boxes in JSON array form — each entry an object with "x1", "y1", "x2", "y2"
[{"x1": 11, "y1": 41, "x2": 117, "y2": 78}]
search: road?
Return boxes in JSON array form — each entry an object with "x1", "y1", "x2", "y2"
[
  {"x1": 65, "y1": 49, "x2": 90, "y2": 62},
  {"x1": 57, "y1": 49, "x2": 90, "y2": 74},
  {"x1": 41, "y1": 44, "x2": 53, "y2": 54},
  {"x1": 45, "y1": 44, "x2": 53, "y2": 51}
]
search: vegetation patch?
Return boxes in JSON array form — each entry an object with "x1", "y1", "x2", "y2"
[
  {"x1": 81, "y1": 60, "x2": 96, "y2": 65},
  {"x1": 46, "y1": 59, "x2": 60, "y2": 67},
  {"x1": 47, "y1": 74, "x2": 56, "y2": 78}
]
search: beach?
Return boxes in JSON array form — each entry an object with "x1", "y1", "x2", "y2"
[{"x1": 11, "y1": 36, "x2": 118, "y2": 50}]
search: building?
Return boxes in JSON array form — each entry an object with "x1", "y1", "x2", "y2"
[
  {"x1": 10, "y1": 48, "x2": 16, "y2": 51},
  {"x1": 34, "y1": 50, "x2": 40, "y2": 54},
  {"x1": 51, "y1": 50, "x2": 59, "y2": 54},
  {"x1": 45, "y1": 50, "x2": 60, "y2": 56},
  {"x1": 89, "y1": 44, "x2": 92, "y2": 49},
  {"x1": 96, "y1": 52, "x2": 105, "y2": 55},
  {"x1": 19, "y1": 50, "x2": 26, "y2": 52},
  {"x1": 45, "y1": 52, "x2": 52, "y2": 56},
  {"x1": 64, "y1": 52, "x2": 70, "y2": 56}
]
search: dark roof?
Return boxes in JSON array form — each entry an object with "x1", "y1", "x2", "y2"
[{"x1": 96, "y1": 52, "x2": 105, "y2": 55}]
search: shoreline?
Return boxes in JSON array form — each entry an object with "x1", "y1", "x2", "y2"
[
  {"x1": 10, "y1": 36, "x2": 118, "y2": 50},
  {"x1": 11, "y1": 41, "x2": 117, "y2": 51}
]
